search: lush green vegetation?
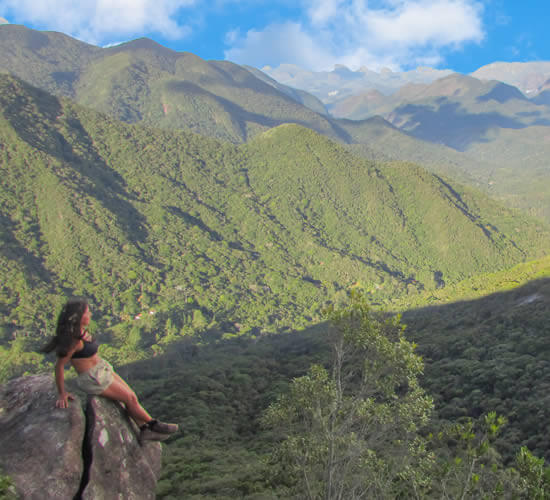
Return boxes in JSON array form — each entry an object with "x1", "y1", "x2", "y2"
[
  {"x1": 0, "y1": 24, "x2": 345, "y2": 144},
  {"x1": 339, "y1": 76, "x2": 550, "y2": 223},
  {"x1": 384, "y1": 256, "x2": 550, "y2": 465},
  {"x1": 2, "y1": 24, "x2": 550, "y2": 225},
  {"x1": 117, "y1": 294, "x2": 550, "y2": 498},
  {"x1": 262, "y1": 295, "x2": 434, "y2": 498},
  {"x1": 392, "y1": 254, "x2": 550, "y2": 309},
  {"x1": 403, "y1": 276, "x2": 550, "y2": 463},
  {"x1": 2, "y1": 73, "x2": 547, "y2": 378},
  {"x1": 0, "y1": 468, "x2": 16, "y2": 499}
]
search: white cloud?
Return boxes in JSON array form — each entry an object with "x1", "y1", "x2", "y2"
[
  {"x1": 0, "y1": 0, "x2": 196, "y2": 45},
  {"x1": 307, "y1": 0, "x2": 343, "y2": 26},
  {"x1": 225, "y1": 0, "x2": 485, "y2": 71},
  {"x1": 365, "y1": 0, "x2": 483, "y2": 46},
  {"x1": 225, "y1": 22, "x2": 331, "y2": 70},
  {"x1": 224, "y1": 28, "x2": 240, "y2": 45}
]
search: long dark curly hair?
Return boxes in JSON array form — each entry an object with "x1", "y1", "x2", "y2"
[{"x1": 42, "y1": 298, "x2": 89, "y2": 357}]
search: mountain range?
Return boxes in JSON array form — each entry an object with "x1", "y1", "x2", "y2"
[
  {"x1": 1, "y1": 24, "x2": 548, "y2": 226},
  {"x1": 263, "y1": 60, "x2": 550, "y2": 103},
  {"x1": 261, "y1": 60, "x2": 550, "y2": 224},
  {"x1": 1, "y1": 71, "x2": 548, "y2": 353},
  {"x1": 0, "y1": 24, "x2": 342, "y2": 143}
]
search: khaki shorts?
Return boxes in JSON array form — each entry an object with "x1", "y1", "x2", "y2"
[{"x1": 76, "y1": 358, "x2": 114, "y2": 395}]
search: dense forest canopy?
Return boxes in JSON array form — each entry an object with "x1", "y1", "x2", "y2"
[
  {"x1": 2, "y1": 73, "x2": 547, "y2": 371},
  {"x1": 2, "y1": 24, "x2": 550, "y2": 224}
]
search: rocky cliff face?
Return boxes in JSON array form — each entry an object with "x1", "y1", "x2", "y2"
[{"x1": 0, "y1": 375, "x2": 162, "y2": 499}]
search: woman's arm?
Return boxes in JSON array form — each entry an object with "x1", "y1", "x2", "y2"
[{"x1": 54, "y1": 343, "x2": 80, "y2": 408}]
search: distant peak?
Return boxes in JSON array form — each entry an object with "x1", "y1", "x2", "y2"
[
  {"x1": 106, "y1": 37, "x2": 177, "y2": 54},
  {"x1": 332, "y1": 64, "x2": 356, "y2": 75},
  {"x1": 0, "y1": 17, "x2": 9, "y2": 25},
  {"x1": 332, "y1": 64, "x2": 363, "y2": 79}
]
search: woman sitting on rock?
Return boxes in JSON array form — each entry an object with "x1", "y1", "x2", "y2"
[{"x1": 43, "y1": 297, "x2": 178, "y2": 442}]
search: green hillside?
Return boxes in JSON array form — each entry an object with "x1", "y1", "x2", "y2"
[
  {"x1": 1, "y1": 68, "x2": 550, "y2": 497},
  {"x1": 341, "y1": 116, "x2": 488, "y2": 185},
  {"x1": 337, "y1": 76, "x2": 550, "y2": 224},
  {"x1": 463, "y1": 125, "x2": 550, "y2": 221},
  {"x1": 394, "y1": 254, "x2": 550, "y2": 310},
  {"x1": 2, "y1": 25, "x2": 550, "y2": 226},
  {"x1": 1, "y1": 73, "x2": 548, "y2": 377},
  {"x1": 0, "y1": 24, "x2": 345, "y2": 144}
]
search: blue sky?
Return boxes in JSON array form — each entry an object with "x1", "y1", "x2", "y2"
[{"x1": 0, "y1": 1, "x2": 547, "y2": 73}]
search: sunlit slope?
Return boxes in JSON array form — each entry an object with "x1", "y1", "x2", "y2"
[
  {"x1": 461, "y1": 125, "x2": 550, "y2": 221},
  {"x1": 0, "y1": 25, "x2": 346, "y2": 143},
  {"x1": 2, "y1": 25, "x2": 549, "y2": 225},
  {"x1": 392, "y1": 254, "x2": 550, "y2": 310},
  {"x1": 1, "y1": 74, "x2": 549, "y2": 342},
  {"x1": 0, "y1": 25, "x2": 100, "y2": 97},
  {"x1": 333, "y1": 75, "x2": 550, "y2": 224},
  {"x1": 244, "y1": 124, "x2": 549, "y2": 287}
]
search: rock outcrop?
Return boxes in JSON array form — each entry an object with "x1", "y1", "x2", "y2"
[
  {"x1": 0, "y1": 375, "x2": 162, "y2": 499},
  {"x1": 81, "y1": 396, "x2": 161, "y2": 499},
  {"x1": 0, "y1": 375, "x2": 85, "y2": 499}
]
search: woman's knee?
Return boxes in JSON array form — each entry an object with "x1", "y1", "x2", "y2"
[{"x1": 126, "y1": 390, "x2": 139, "y2": 406}]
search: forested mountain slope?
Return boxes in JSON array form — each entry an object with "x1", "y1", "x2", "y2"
[
  {"x1": 2, "y1": 24, "x2": 549, "y2": 224},
  {"x1": 336, "y1": 74, "x2": 550, "y2": 223},
  {"x1": 1, "y1": 73, "x2": 548, "y2": 375},
  {"x1": 0, "y1": 24, "x2": 344, "y2": 143},
  {"x1": 403, "y1": 259, "x2": 550, "y2": 462},
  {"x1": 1, "y1": 29, "x2": 550, "y2": 498}
]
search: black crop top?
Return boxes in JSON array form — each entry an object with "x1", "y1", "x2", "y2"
[{"x1": 72, "y1": 339, "x2": 99, "y2": 359}]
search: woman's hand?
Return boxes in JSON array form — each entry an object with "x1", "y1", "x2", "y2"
[{"x1": 55, "y1": 392, "x2": 74, "y2": 408}]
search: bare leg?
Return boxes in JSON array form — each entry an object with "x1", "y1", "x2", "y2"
[{"x1": 100, "y1": 372, "x2": 152, "y2": 427}]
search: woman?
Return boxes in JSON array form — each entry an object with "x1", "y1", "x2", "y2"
[{"x1": 43, "y1": 297, "x2": 178, "y2": 442}]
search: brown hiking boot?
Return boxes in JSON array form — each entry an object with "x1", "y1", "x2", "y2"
[
  {"x1": 139, "y1": 420, "x2": 179, "y2": 444},
  {"x1": 139, "y1": 428, "x2": 172, "y2": 443},
  {"x1": 149, "y1": 420, "x2": 179, "y2": 434}
]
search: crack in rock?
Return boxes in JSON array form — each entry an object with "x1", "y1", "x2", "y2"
[{"x1": 0, "y1": 375, "x2": 162, "y2": 500}]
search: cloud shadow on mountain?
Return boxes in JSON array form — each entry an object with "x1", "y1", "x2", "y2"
[{"x1": 389, "y1": 100, "x2": 530, "y2": 151}]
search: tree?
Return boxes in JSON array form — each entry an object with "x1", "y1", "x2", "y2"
[
  {"x1": 262, "y1": 293, "x2": 550, "y2": 499},
  {"x1": 429, "y1": 414, "x2": 550, "y2": 499},
  {"x1": 429, "y1": 412, "x2": 511, "y2": 499},
  {"x1": 262, "y1": 292, "x2": 434, "y2": 499}
]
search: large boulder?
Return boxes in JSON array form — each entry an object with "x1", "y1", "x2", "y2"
[
  {"x1": 0, "y1": 375, "x2": 85, "y2": 499},
  {"x1": 81, "y1": 396, "x2": 161, "y2": 500},
  {"x1": 0, "y1": 375, "x2": 162, "y2": 499}
]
